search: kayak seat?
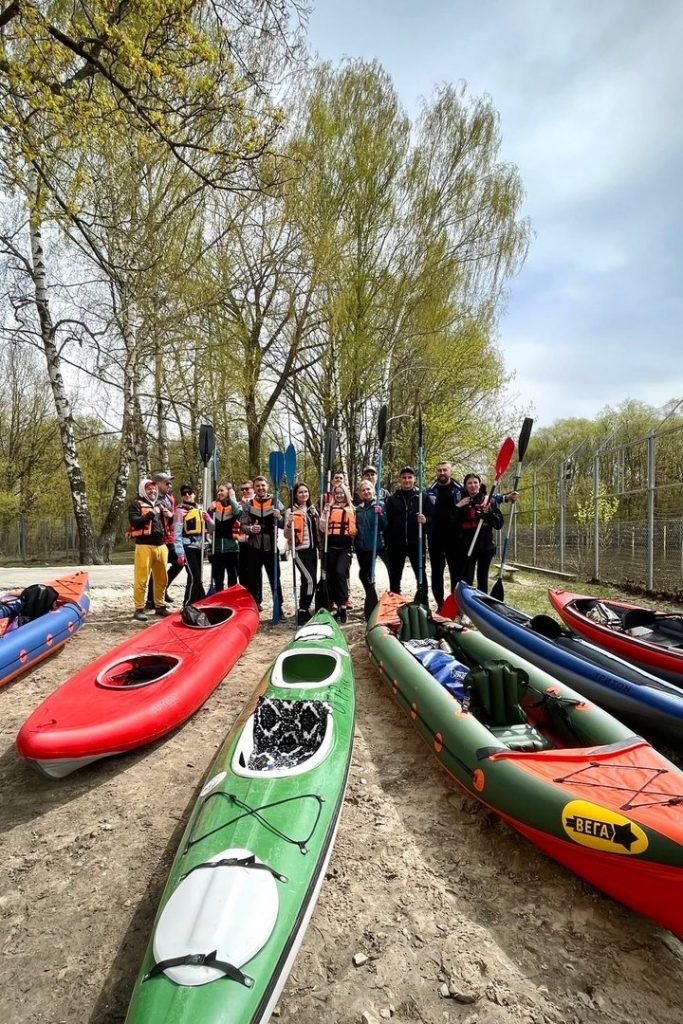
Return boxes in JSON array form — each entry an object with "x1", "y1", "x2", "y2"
[
  {"x1": 466, "y1": 661, "x2": 552, "y2": 752},
  {"x1": 621, "y1": 608, "x2": 657, "y2": 631},
  {"x1": 529, "y1": 614, "x2": 564, "y2": 640},
  {"x1": 242, "y1": 696, "x2": 331, "y2": 772},
  {"x1": 488, "y1": 723, "x2": 550, "y2": 752},
  {"x1": 397, "y1": 603, "x2": 439, "y2": 642}
]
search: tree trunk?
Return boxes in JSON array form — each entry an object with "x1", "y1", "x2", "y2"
[
  {"x1": 154, "y1": 335, "x2": 169, "y2": 470},
  {"x1": 246, "y1": 387, "x2": 262, "y2": 476},
  {"x1": 28, "y1": 208, "x2": 102, "y2": 564}
]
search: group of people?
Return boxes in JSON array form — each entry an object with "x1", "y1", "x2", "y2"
[{"x1": 128, "y1": 461, "x2": 516, "y2": 624}]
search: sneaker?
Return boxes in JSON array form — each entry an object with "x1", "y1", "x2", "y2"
[
  {"x1": 297, "y1": 609, "x2": 312, "y2": 626},
  {"x1": 155, "y1": 606, "x2": 172, "y2": 617},
  {"x1": 278, "y1": 611, "x2": 288, "y2": 622},
  {"x1": 338, "y1": 606, "x2": 348, "y2": 624},
  {"x1": 133, "y1": 610, "x2": 148, "y2": 623},
  {"x1": 144, "y1": 601, "x2": 154, "y2": 610},
  {"x1": 164, "y1": 591, "x2": 173, "y2": 604}
]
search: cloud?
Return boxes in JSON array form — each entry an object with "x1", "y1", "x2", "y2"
[{"x1": 308, "y1": 0, "x2": 683, "y2": 425}]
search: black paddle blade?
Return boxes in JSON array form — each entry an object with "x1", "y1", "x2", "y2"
[
  {"x1": 517, "y1": 417, "x2": 534, "y2": 462},
  {"x1": 199, "y1": 422, "x2": 215, "y2": 467},
  {"x1": 363, "y1": 585, "x2": 379, "y2": 622},
  {"x1": 377, "y1": 405, "x2": 388, "y2": 448},
  {"x1": 314, "y1": 578, "x2": 329, "y2": 612},
  {"x1": 324, "y1": 428, "x2": 336, "y2": 476},
  {"x1": 490, "y1": 577, "x2": 504, "y2": 602}
]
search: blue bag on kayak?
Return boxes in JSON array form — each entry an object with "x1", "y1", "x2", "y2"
[{"x1": 403, "y1": 639, "x2": 470, "y2": 700}]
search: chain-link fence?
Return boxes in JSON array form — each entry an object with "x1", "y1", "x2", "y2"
[
  {"x1": 0, "y1": 513, "x2": 81, "y2": 562},
  {"x1": 0, "y1": 513, "x2": 131, "y2": 563},
  {"x1": 507, "y1": 421, "x2": 683, "y2": 596}
]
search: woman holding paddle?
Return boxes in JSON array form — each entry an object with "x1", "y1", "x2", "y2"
[
  {"x1": 455, "y1": 474, "x2": 504, "y2": 592},
  {"x1": 283, "y1": 482, "x2": 320, "y2": 627},
  {"x1": 319, "y1": 484, "x2": 357, "y2": 623}
]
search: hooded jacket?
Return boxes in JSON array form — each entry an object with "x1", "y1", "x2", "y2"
[{"x1": 128, "y1": 480, "x2": 166, "y2": 545}]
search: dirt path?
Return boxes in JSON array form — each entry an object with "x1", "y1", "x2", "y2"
[{"x1": 1, "y1": 564, "x2": 682, "y2": 1024}]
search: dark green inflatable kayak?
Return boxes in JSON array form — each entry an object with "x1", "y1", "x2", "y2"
[
  {"x1": 367, "y1": 593, "x2": 683, "y2": 938},
  {"x1": 125, "y1": 611, "x2": 355, "y2": 1024}
]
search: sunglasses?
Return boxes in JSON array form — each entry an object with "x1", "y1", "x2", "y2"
[{"x1": 240, "y1": 486, "x2": 251, "y2": 491}]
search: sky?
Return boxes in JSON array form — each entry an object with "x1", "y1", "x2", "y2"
[{"x1": 307, "y1": 0, "x2": 683, "y2": 428}]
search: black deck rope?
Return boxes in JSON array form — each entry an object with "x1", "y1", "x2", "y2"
[
  {"x1": 554, "y1": 761, "x2": 683, "y2": 810},
  {"x1": 181, "y1": 853, "x2": 288, "y2": 883},
  {"x1": 143, "y1": 949, "x2": 254, "y2": 987},
  {"x1": 184, "y1": 791, "x2": 325, "y2": 856}
]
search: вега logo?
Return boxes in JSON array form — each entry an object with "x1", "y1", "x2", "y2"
[{"x1": 561, "y1": 799, "x2": 648, "y2": 855}]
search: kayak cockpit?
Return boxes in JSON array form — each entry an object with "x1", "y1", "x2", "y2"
[
  {"x1": 96, "y1": 653, "x2": 181, "y2": 689},
  {"x1": 231, "y1": 696, "x2": 333, "y2": 778},
  {"x1": 271, "y1": 647, "x2": 344, "y2": 689},
  {"x1": 182, "y1": 607, "x2": 234, "y2": 628}
]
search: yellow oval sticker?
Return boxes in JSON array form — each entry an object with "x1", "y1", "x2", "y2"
[{"x1": 562, "y1": 800, "x2": 648, "y2": 855}]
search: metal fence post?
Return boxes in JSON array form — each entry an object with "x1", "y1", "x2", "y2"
[
  {"x1": 593, "y1": 454, "x2": 600, "y2": 581},
  {"x1": 532, "y1": 471, "x2": 537, "y2": 566},
  {"x1": 647, "y1": 431, "x2": 655, "y2": 591},
  {"x1": 559, "y1": 461, "x2": 566, "y2": 573}
]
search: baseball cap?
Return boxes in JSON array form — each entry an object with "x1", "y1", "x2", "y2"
[
  {"x1": 399, "y1": 465, "x2": 416, "y2": 475},
  {"x1": 362, "y1": 465, "x2": 377, "y2": 474},
  {"x1": 152, "y1": 471, "x2": 173, "y2": 483}
]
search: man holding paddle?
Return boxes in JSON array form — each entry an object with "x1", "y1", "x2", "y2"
[
  {"x1": 240, "y1": 474, "x2": 285, "y2": 619},
  {"x1": 384, "y1": 466, "x2": 431, "y2": 597}
]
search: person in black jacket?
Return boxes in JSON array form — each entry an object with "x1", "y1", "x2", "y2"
[
  {"x1": 455, "y1": 473, "x2": 504, "y2": 593},
  {"x1": 384, "y1": 466, "x2": 431, "y2": 597}
]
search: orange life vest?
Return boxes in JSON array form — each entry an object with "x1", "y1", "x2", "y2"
[
  {"x1": 214, "y1": 501, "x2": 241, "y2": 540},
  {"x1": 290, "y1": 509, "x2": 308, "y2": 546},
  {"x1": 128, "y1": 501, "x2": 154, "y2": 539},
  {"x1": 326, "y1": 506, "x2": 357, "y2": 539}
]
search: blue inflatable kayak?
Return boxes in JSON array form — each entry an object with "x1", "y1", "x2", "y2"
[
  {"x1": 456, "y1": 582, "x2": 683, "y2": 745},
  {"x1": 0, "y1": 571, "x2": 90, "y2": 687}
]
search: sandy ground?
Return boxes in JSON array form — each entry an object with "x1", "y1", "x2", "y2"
[{"x1": 1, "y1": 561, "x2": 683, "y2": 1024}]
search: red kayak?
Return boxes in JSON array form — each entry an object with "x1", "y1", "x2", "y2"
[
  {"x1": 549, "y1": 589, "x2": 683, "y2": 683},
  {"x1": 16, "y1": 586, "x2": 259, "y2": 778}
]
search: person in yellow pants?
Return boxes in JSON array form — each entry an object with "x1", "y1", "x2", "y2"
[{"x1": 128, "y1": 479, "x2": 172, "y2": 623}]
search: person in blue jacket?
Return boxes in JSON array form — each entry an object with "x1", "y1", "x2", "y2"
[{"x1": 354, "y1": 479, "x2": 388, "y2": 618}]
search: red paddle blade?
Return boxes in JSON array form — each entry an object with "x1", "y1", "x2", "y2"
[{"x1": 495, "y1": 437, "x2": 515, "y2": 481}]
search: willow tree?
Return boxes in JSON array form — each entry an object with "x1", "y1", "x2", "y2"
[{"x1": 285, "y1": 62, "x2": 530, "y2": 484}]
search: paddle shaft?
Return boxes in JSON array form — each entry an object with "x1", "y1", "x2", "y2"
[
  {"x1": 370, "y1": 406, "x2": 388, "y2": 588},
  {"x1": 285, "y1": 444, "x2": 297, "y2": 622}
]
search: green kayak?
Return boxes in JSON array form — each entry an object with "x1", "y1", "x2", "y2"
[
  {"x1": 125, "y1": 611, "x2": 355, "y2": 1024},
  {"x1": 367, "y1": 594, "x2": 683, "y2": 938}
]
